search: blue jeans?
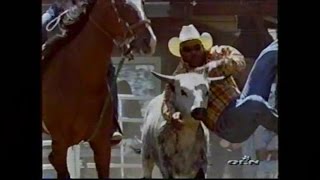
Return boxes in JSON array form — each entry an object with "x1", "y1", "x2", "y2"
[
  {"x1": 108, "y1": 64, "x2": 120, "y2": 130},
  {"x1": 215, "y1": 41, "x2": 278, "y2": 143},
  {"x1": 240, "y1": 41, "x2": 278, "y2": 101}
]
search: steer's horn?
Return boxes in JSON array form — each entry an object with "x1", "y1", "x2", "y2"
[{"x1": 151, "y1": 71, "x2": 175, "y2": 84}]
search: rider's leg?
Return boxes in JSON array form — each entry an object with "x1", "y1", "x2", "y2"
[
  {"x1": 108, "y1": 63, "x2": 123, "y2": 141},
  {"x1": 215, "y1": 41, "x2": 278, "y2": 143},
  {"x1": 237, "y1": 41, "x2": 278, "y2": 134},
  {"x1": 240, "y1": 40, "x2": 278, "y2": 101}
]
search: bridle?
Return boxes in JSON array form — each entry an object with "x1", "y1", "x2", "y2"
[{"x1": 88, "y1": 0, "x2": 151, "y2": 57}]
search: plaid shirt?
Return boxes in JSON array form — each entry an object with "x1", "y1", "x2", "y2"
[{"x1": 162, "y1": 45, "x2": 246, "y2": 131}]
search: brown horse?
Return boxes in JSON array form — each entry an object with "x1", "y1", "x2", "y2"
[{"x1": 42, "y1": 0, "x2": 157, "y2": 179}]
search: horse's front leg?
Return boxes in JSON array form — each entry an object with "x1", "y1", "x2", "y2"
[
  {"x1": 49, "y1": 140, "x2": 70, "y2": 179},
  {"x1": 89, "y1": 126, "x2": 112, "y2": 179}
]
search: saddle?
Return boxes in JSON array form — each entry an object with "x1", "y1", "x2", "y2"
[{"x1": 42, "y1": 0, "x2": 91, "y2": 62}]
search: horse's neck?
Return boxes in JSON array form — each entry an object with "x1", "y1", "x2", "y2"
[
  {"x1": 59, "y1": 15, "x2": 114, "y2": 81},
  {"x1": 69, "y1": 21, "x2": 113, "y2": 64}
]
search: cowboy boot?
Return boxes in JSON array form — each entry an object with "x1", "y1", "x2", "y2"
[
  {"x1": 111, "y1": 114, "x2": 123, "y2": 141},
  {"x1": 240, "y1": 95, "x2": 278, "y2": 134}
]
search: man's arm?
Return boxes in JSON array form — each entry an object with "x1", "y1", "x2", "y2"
[{"x1": 207, "y1": 45, "x2": 246, "y2": 76}]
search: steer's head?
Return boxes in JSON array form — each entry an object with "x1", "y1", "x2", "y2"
[{"x1": 152, "y1": 70, "x2": 225, "y2": 121}]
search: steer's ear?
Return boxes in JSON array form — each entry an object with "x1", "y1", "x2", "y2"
[{"x1": 151, "y1": 71, "x2": 175, "y2": 85}]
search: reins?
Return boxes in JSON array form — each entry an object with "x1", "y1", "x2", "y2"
[
  {"x1": 86, "y1": 0, "x2": 140, "y2": 142},
  {"x1": 86, "y1": 53, "x2": 130, "y2": 142}
]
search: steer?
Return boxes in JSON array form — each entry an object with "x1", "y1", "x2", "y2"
[{"x1": 141, "y1": 70, "x2": 224, "y2": 178}]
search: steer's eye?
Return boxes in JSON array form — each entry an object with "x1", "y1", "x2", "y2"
[
  {"x1": 181, "y1": 90, "x2": 187, "y2": 97},
  {"x1": 206, "y1": 91, "x2": 209, "y2": 96}
]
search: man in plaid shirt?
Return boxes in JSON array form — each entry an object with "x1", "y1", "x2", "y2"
[{"x1": 164, "y1": 24, "x2": 278, "y2": 143}]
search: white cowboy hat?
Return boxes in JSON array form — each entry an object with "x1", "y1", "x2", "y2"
[{"x1": 168, "y1": 24, "x2": 213, "y2": 57}]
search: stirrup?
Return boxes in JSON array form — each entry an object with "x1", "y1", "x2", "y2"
[{"x1": 111, "y1": 131, "x2": 123, "y2": 141}]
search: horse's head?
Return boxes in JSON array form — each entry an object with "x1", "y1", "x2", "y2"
[
  {"x1": 116, "y1": 0, "x2": 157, "y2": 55},
  {"x1": 90, "y1": 0, "x2": 157, "y2": 56}
]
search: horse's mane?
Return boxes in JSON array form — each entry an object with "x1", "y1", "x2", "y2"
[{"x1": 42, "y1": 0, "x2": 97, "y2": 71}]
